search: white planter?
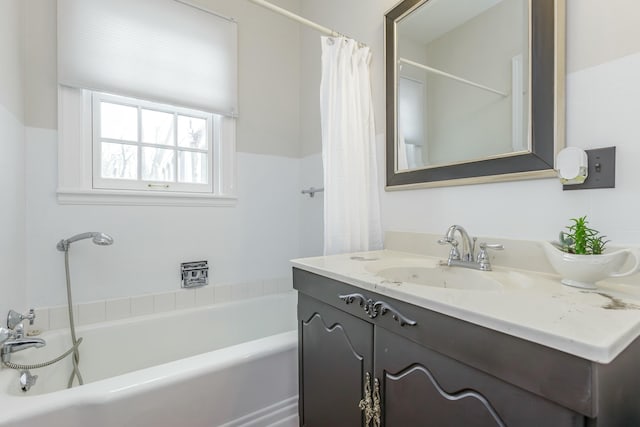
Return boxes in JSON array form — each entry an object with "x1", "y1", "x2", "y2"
[{"x1": 541, "y1": 241, "x2": 640, "y2": 289}]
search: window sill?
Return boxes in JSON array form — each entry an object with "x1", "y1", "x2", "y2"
[{"x1": 57, "y1": 188, "x2": 237, "y2": 207}]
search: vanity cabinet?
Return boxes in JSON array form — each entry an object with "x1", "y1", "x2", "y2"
[
  {"x1": 294, "y1": 268, "x2": 640, "y2": 426},
  {"x1": 298, "y1": 295, "x2": 373, "y2": 426}
]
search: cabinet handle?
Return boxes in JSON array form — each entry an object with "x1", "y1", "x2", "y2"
[
  {"x1": 359, "y1": 372, "x2": 374, "y2": 426},
  {"x1": 339, "y1": 293, "x2": 417, "y2": 326},
  {"x1": 372, "y1": 377, "x2": 381, "y2": 427}
]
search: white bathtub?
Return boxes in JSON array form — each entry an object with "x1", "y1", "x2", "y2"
[{"x1": 0, "y1": 292, "x2": 299, "y2": 427}]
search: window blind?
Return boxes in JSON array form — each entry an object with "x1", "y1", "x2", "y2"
[{"x1": 58, "y1": 0, "x2": 238, "y2": 117}]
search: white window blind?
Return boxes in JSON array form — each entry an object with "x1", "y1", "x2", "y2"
[{"x1": 57, "y1": 0, "x2": 238, "y2": 117}]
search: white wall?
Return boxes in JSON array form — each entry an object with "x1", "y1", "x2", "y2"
[
  {"x1": 23, "y1": 0, "x2": 303, "y2": 158},
  {"x1": 18, "y1": 0, "x2": 640, "y2": 309},
  {"x1": 19, "y1": 0, "x2": 307, "y2": 308},
  {"x1": 0, "y1": 0, "x2": 24, "y2": 121},
  {"x1": 0, "y1": 104, "x2": 26, "y2": 316},
  {"x1": 298, "y1": 153, "x2": 323, "y2": 258},
  {"x1": 301, "y1": 0, "x2": 640, "y2": 249},
  {"x1": 0, "y1": 0, "x2": 26, "y2": 316},
  {"x1": 26, "y1": 128, "x2": 302, "y2": 306}
]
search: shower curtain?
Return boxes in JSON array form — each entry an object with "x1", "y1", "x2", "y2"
[{"x1": 320, "y1": 37, "x2": 382, "y2": 255}]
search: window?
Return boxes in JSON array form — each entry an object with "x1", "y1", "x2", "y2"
[
  {"x1": 92, "y1": 93, "x2": 215, "y2": 194},
  {"x1": 56, "y1": 0, "x2": 237, "y2": 206},
  {"x1": 57, "y1": 87, "x2": 236, "y2": 206}
]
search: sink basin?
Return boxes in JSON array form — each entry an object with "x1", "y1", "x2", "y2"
[
  {"x1": 362, "y1": 256, "x2": 536, "y2": 291},
  {"x1": 374, "y1": 266, "x2": 503, "y2": 291}
]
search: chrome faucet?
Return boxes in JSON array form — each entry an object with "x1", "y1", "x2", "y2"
[
  {"x1": 2, "y1": 337, "x2": 46, "y2": 363},
  {"x1": 1, "y1": 309, "x2": 46, "y2": 363},
  {"x1": 7, "y1": 309, "x2": 35, "y2": 330},
  {"x1": 438, "y1": 225, "x2": 503, "y2": 271},
  {"x1": 439, "y1": 225, "x2": 476, "y2": 262},
  {"x1": 0, "y1": 327, "x2": 16, "y2": 345}
]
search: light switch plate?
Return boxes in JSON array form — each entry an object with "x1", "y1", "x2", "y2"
[{"x1": 563, "y1": 147, "x2": 615, "y2": 191}]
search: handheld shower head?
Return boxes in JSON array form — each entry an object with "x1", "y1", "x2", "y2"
[
  {"x1": 92, "y1": 233, "x2": 114, "y2": 246},
  {"x1": 56, "y1": 232, "x2": 114, "y2": 251}
]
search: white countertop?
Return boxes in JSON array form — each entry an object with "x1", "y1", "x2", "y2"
[{"x1": 291, "y1": 249, "x2": 640, "y2": 364}]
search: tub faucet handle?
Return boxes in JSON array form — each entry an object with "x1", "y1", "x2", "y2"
[
  {"x1": 19, "y1": 370, "x2": 38, "y2": 392},
  {"x1": 7, "y1": 309, "x2": 35, "y2": 330},
  {"x1": 0, "y1": 327, "x2": 16, "y2": 345}
]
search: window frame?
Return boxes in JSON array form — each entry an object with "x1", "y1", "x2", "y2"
[
  {"x1": 57, "y1": 86, "x2": 237, "y2": 207},
  {"x1": 92, "y1": 92, "x2": 215, "y2": 194}
]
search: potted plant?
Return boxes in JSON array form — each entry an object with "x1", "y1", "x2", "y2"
[{"x1": 541, "y1": 216, "x2": 640, "y2": 289}]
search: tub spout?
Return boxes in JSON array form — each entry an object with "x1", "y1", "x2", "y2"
[{"x1": 1, "y1": 338, "x2": 46, "y2": 363}]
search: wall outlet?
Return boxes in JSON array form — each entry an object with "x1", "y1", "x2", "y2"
[{"x1": 563, "y1": 147, "x2": 616, "y2": 191}]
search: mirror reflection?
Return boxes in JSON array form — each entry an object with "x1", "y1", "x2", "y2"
[{"x1": 396, "y1": 0, "x2": 529, "y2": 171}]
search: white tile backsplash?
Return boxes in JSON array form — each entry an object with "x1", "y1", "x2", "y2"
[
  {"x1": 106, "y1": 298, "x2": 131, "y2": 321},
  {"x1": 78, "y1": 301, "x2": 106, "y2": 325},
  {"x1": 49, "y1": 305, "x2": 78, "y2": 330},
  {"x1": 153, "y1": 292, "x2": 175, "y2": 313},
  {"x1": 247, "y1": 281, "x2": 264, "y2": 299},
  {"x1": 36, "y1": 277, "x2": 292, "y2": 331},
  {"x1": 263, "y1": 278, "x2": 280, "y2": 295},
  {"x1": 278, "y1": 277, "x2": 293, "y2": 292},
  {"x1": 215, "y1": 285, "x2": 233, "y2": 304},
  {"x1": 130, "y1": 295, "x2": 154, "y2": 317},
  {"x1": 231, "y1": 282, "x2": 250, "y2": 301},
  {"x1": 195, "y1": 286, "x2": 215, "y2": 306},
  {"x1": 175, "y1": 289, "x2": 196, "y2": 310}
]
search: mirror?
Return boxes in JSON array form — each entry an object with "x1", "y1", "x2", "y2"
[{"x1": 385, "y1": 0, "x2": 565, "y2": 188}]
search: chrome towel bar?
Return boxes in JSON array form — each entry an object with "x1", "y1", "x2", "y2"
[{"x1": 301, "y1": 187, "x2": 324, "y2": 198}]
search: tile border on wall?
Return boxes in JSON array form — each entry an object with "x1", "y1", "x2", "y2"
[{"x1": 30, "y1": 277, "x2": 293, "y2": 332}]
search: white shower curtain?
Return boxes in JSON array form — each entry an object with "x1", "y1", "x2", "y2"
[{"x1": 320, "y1": 37, "x2": 383, "y2": 255}]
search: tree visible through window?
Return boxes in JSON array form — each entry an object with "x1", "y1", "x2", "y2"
[{"x1": 93, "y1": 92, "x2": 214, "y2": 193}]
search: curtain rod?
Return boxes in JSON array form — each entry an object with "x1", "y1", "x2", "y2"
[
  {"x1": 399, "y1": 58, "x2": 508, "y2": 97},
  {"x1": 247, "y1": 0, "x2": 365, "y2": 46},
  {"x1": 173, "y1": 0, "x2": 235, "y2": 22}
]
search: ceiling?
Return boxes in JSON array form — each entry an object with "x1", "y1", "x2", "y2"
[{"x1": 398, "y1": 0, "x2": 503, "y2": 45}]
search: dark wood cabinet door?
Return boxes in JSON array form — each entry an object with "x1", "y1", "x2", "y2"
[
  {"x1": 375, "y1": 328, "x2": 584, "y2": 427},
  {"x1": 298, "y1": 294, "x2": 374, "y2": 427}
]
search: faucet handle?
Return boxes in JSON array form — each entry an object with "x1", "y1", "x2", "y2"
[
  {"x1": 438, "y1": 237, "x2": 461, "y2": 261},
  {"x1": 20, "y1": 370, "x2": 38, "y2": 392},
  {"x1": 7, "y1": 309, "x2": 35, "y2": 330},
  {"x1": 477, "y1": 243, "x2": 504, "y2": 271},
  {"x1": 479, "y1": 243, "x2": 504, "y2": 251},
  {"x1": 0, "y1": 327, "x2": 16, "y2": 344},
  {"x1": 13, "y1": 323, "x2": 25, "y2": 339}
]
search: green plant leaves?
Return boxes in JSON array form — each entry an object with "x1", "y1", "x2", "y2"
[{"x1": 560, "y1": 215, "x2": 609, "y2": 255}]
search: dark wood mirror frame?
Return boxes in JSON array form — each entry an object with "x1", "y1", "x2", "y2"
[{"x1": 385, "y1": 0, "x2": 565, "y2": 189}]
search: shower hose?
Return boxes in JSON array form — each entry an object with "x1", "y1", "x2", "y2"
[{"x1": 1, "y1": 250, "x2": 84, "y2": 388}]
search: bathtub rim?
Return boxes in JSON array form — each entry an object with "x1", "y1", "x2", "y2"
[
  {"x1": 0, "y1": 292, "x2": 298, "y2": 424},
  {"x1": 0, "y1": 330, "x2": 297, "y2": 424}
]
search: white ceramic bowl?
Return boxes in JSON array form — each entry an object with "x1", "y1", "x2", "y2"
[{"x1": 541, "y1": 241, "x2": 640, "y2": 289}]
